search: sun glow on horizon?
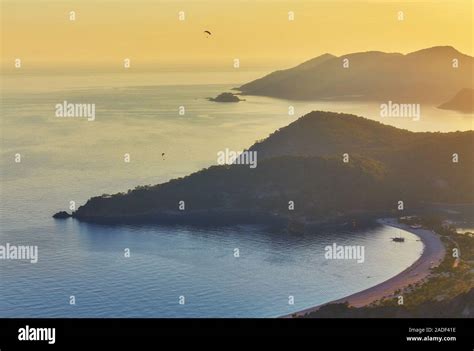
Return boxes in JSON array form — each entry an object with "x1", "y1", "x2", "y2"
[{"x1": 1, "y1": 0, "x2": 472, "y2": 78}]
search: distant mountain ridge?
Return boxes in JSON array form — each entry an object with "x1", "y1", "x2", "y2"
[
  {"x1": 438, "y1": 88, "x2": 474, "y2": 113},
  {"x1": 238, "y1": 46, "x2": 474, "y2": 102}
]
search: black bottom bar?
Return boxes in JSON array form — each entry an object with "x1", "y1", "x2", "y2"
[{"x1": 0, "y1": 318, "x2": 472, "y2": 349}]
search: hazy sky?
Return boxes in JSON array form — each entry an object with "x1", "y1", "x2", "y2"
[{"x1": 1, "y1": 0, "x2": 472, "y2": 72}]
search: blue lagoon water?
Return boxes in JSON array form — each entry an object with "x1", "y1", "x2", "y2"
[{"x1": 0, "y1": 72, "x2": 441, "y2": 317}]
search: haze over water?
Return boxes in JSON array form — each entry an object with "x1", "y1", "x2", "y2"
[{"x1": 0, "y1": 74, "x2": 437, "y2": 317}]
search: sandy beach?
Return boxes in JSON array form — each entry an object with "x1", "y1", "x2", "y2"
[{"x1": 284, "y1": 218, "x2": 446, "y2": 317}]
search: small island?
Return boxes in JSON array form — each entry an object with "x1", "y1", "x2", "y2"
[
  {"x1": 52, "y1": 211, "x2": 71, "y2": 219},
  {"x1": 208, "y1": 92, "x2": 244, "y2": 103}
]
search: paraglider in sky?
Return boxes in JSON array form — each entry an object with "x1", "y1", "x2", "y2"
[
  {"x1": 161, "y1": 152, "x2": 165, "y2": 159},
  {"x1": 204, "y1": 30, "x2": 212, "y2": 37}
]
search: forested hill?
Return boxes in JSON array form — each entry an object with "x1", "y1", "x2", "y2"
[
  {"x1": 246, "y1": 111, "x2": 472, "y2": 164},
  {"x1": 71, "y1": 111, "x2": 474, "y2": 224}
]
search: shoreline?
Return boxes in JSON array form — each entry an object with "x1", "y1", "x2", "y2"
[{"x1": 283, "y1": 217, "x2": 446, "y2": 318}]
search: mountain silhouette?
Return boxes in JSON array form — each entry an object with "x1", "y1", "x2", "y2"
[
  {"x1": 438, "y1": 88, "x2": 474, "y2": 113},
  {"x1": 70, "y1": 111, "x2": 473, "y2": 225},
  {"x1": 238, "y1": 46, "x2": 473, "y2": 103}
]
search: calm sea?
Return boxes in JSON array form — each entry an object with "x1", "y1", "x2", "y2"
[{"x1": 2, "y1": 71, "x2": 465, "y2": 317}]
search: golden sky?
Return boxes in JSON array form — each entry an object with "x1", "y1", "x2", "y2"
[{"x1": 1, "y1": 0, "x2": 473, "y2": 72}]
